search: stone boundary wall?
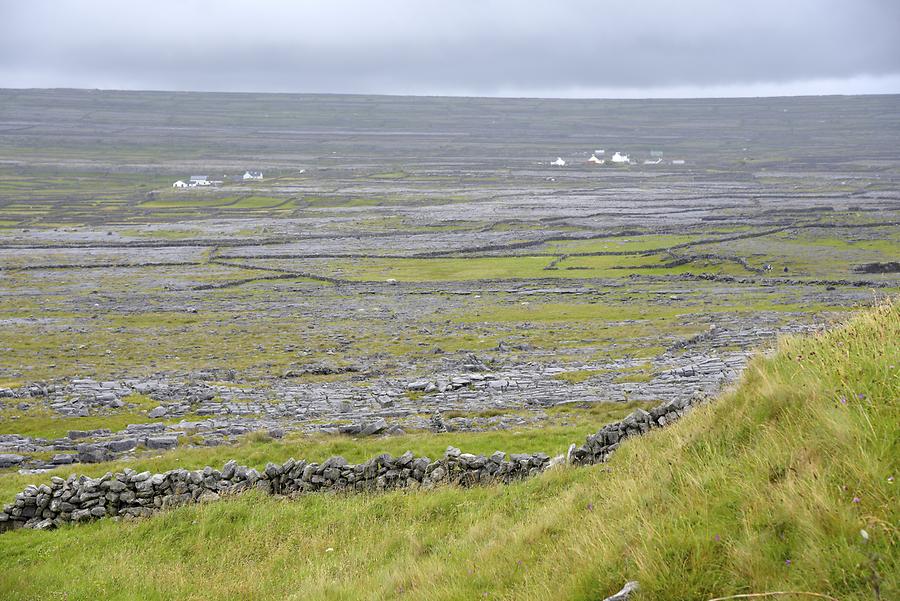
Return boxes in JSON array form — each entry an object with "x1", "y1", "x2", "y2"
[
  {"x1": 568, "y1": 396, "x2": 695, "y2": 465},
  {"x1": 0, "y1": 395, "x2": 700, "y2": 532}
]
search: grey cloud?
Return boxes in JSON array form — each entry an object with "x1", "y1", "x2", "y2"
[{"x1": 1, "y1": 0, "x2": 898, "y2": 96}]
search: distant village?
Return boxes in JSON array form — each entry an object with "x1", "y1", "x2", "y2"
[
  {"x1": 549, "y1": 149, "x2": 685, "y2": 167},
  {"x1": 172, "y1": 170, "x2": 263, "y2": 188}
]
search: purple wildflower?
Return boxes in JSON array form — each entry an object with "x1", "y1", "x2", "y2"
[
  {"x1": 785, "y1": 559, "x2": 792, "y2": 566},
  {"x1": 852, "y1": 496, "x2": 861, "y2": 504}
]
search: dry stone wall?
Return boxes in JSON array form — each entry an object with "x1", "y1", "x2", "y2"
[
  {"x1": 567, "y1": 396, "x2": 695, "y2": 465},
  {"x1": 0, "y1": 393, "x2": 703, "y2": 533}
]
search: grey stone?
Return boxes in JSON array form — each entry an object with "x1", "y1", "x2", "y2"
[
  {"x1": 360, "y1": 418, "x2": 388, "y2": 436},
  {"x1": 145, "y1": 437, "x2": 177, "y2": 450},
  {"x1": 602, "y1": 581, "x2": 639, "y2": 601},
  {"x1": 103, "y1": 480, "x2": 126, "y2": 492},
  {"x1": 0, "y1": 454, "x2": 25, "y2": 468},
  {"x1": 322, "y1": 456, "x2": 348, "y2": 469},
  {"x1": 130, "y1": 471, "x2": 151, "y2": 482},
  {"x1": 106, "y1": 438, "x2": 138, "y2": 453},
  {"x1": 77, "y1": 445, "x2": 112, "y2": 464},
  {"x1": 147, "y1": 406, "x2": 168, "y2": 418},
  {"x1": 71, "y1": 508, "x2": 92, "y2": 522}
]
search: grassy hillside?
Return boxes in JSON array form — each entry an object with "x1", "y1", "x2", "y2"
[{"x1": 0, "y1": 301, "x2": 897, "y2": 601}]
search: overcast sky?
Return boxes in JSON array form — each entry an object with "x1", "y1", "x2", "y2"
[{"x1": 2, "y1": 0, "x2": 899, "y2": 98}]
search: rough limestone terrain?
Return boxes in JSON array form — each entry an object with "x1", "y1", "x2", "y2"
[{"x1": 0, "y1": 90, "x2": 898, "y2": 475}]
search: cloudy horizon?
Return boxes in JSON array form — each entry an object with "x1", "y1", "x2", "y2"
[{"x1": 1, "y1": 0, "x2": 899, "y2": 99}]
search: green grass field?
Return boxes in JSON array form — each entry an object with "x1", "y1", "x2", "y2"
[{"x1": 0, "y1": 300, "x2": 895, "y2": 600}]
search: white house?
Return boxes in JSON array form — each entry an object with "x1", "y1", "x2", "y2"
[
  {"x1": 671, "y1": 159, "x2": 686, "y2": 165},
  {"x1": 551, "y1": 157, "x2": 566, "y2": 167},
  {"x1": 172, "y1": 180, "x2": 188, "y2": 188},
  {"x1": 594, "y1": 149, "x2": 605, "y2": 155},
  {"x1": 189, "y1": 175, "x2": 210, "y2": 187},
  {"x1": 243, "y1": 170, "x2": 263, "y2": 180},
  {"x1": 611, "y1": 152, "x2": 630, "y2": 164},
  {"x1": 587, "y1": 154, "x2": 605, "y2": 165},
  {"x1": 643, "y1": 158, "x2": 663, "y2": 165}
]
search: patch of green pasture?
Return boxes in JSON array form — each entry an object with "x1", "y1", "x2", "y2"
[
  {"x1": 544, "y1": 233, "x2": 700, "y2": 254},
  {"x1": 119, "y1": 228, "x2": 205, "y2": 240},
  {"x1": 140, "y1": 196, "x2": 233, "y2": 209},
  {"x1": 552, "y1": 369, "x2": 611, "y2": 384},
  {"x1": 612, "y1": 362, "x2": 655, "y2": 383},
  {"x1": 328, "y1": 256, "x2": 569, "y2": 281},
  {"x1": 368, "y1": 171, "x2": 408, "y2": 179},
  {"x1": 327, "y1": 253, "x2": 761, "y2": 282},
  {"x1": 0, "y1": 411, "x2": 162, "y2": 440},
  {"x1": 226, "y1": 196, "x2": 289, "y2": 209}
]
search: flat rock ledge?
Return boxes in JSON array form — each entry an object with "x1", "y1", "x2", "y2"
[{"x1": 0, "y1": 395, "x2": 698, "y2": 532}]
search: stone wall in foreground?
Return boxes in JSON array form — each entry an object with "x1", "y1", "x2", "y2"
[
  {"x1": 0, "y1": 394, "x2": 701, "y2": 532},
  {"x1": 567, "y1": 395, "x2": 697, "y2": 465}
]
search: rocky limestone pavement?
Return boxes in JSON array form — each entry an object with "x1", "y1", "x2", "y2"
[
  {"x1": 2, "y1": 319, "x2": 813, "y2": 426},
  {"x1": 0, "y1": 321, "x2": 812, "y2": 472}
]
